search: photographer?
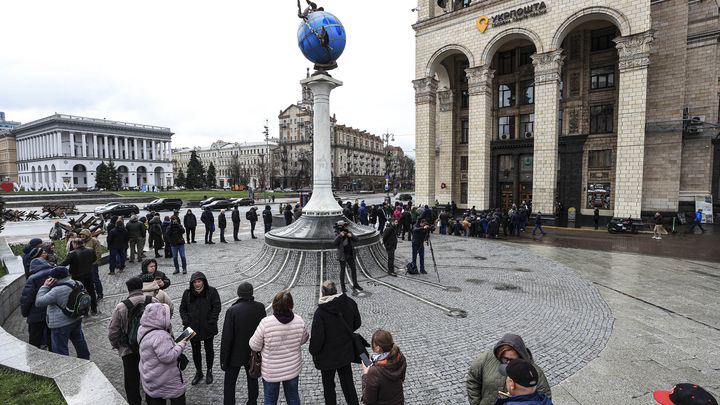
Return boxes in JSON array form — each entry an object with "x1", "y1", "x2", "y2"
[
  {"x1": 410, "y1": 219, "x2": 432, "y2": 275},
  {"x1": 333, "y1": 221, "x2": 363, "y2": 293}
]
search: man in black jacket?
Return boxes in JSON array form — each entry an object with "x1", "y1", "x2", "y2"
[
  {"x1": 218, "y1": 209, "x2": 228, "y2": 243},
  {"x1": 334, "y1": 221, "x2": 363, "y2": 293},
  {"x1": 184, "y1": 209, "x2": 198, "y2": 243},
  {"x1": 60, "y1": 238, "x2": 99, "y2": 315},
  {"x1": 246, "y1": 207, "x2": 259, "y2": 239},
  {"x1": 262, "y1": 205, "x2": 273, "y2": 233},
  {"x1": 377, "y1": 203, "x2": 387, "y2": 233},
  {"x1": 126, "y1": 215, "x2": 146, "y2": 263},
  {"x1": 411, "y1": 219, "x2": 431, "y2": 275},
  {"x1": 309, "y1": 280, "x2": 361, "y2": 405},
  {"x1": 382, "y1": 218, "x2": 399, "y2": 276},
  {"x1": 231, "y1": 206, "x2": 241, "y2": 241},
  {"x1": 220, "y1": 282, "x2": 265, "y2": 405},
  {"x1": 180, "y1": 272, "x2": 222, "y2": 385},
  {"x1": 201, "y1": 207, "x2": 215, "y2": 244}
]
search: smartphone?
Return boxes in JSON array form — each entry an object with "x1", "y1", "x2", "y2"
[
  {"x1": 359, "y1": 353, "x2": 372, "y2": 367},
  {"x1": 175, "y1": 327, "x2": 196, "y2": 343}
]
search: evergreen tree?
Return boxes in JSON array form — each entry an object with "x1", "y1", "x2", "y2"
[
  {"x1": 206, "y1": 162, "x2": 217, "y2": 189},
  {"x1": 95, "y1": 162, "x2": 110, "y2": 189},
  {"x1": 185, "y1": 150, "x2": 205, "y2": 189},
  {"x1": 175, "y1": 168, "x2": 186, "y2": 188},
  {"x1": 106, "y1": 160, "x2": 122, "y2": 191}
]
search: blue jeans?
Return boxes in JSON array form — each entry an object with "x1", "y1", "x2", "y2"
[
  {"x1": 109, "y1": 248, "x2": 126, "y2": 273},
  {"x1": 412, "y1": 243, "x2": 425, "y2": 273},
  {"x1": 439, "y1": 224, "x2": 447, "y2": 235},
  {"x1": 532, "y1": 223, "x2": 545, "y2": 235},
  {"x1": 51, "y1": 320, "x2": 90, "y2": 360},
  {"x1": 263, "y1": 376, "x2": 300, "y2": 405},
  {"x1": 92, "y1": 264, "x2": 103, "y2": 296},
  {"x1": 171, "y1": 245, "x2": 187, "y2": 272}
]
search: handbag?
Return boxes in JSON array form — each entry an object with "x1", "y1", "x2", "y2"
[
  {"x1": 248, "y1": 350, "x2": 262, "y2": 378},
  {"x1": 178, "y1": 353, "x2": 189, "y2": 371},
  {"x1": 336, "y1": 313, "x2": 369, "y2": 364}
]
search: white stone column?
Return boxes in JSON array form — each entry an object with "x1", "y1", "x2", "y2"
[
  {"x1": 93, "y1": 134, "x2": 98, "y2": 158},
  {"x1": 134, "y1": 138, "x2": 139, "y2": 160},
  {"x1": 151, "y1": 140, "x2": 156, "y2": 160},
  {"x1": 142, "y1": 139, "x2": 147, "y2": 160},
  {"x1": 81, "y1": 133, "x2": 87, "y2": 157},
  {"x1": 301, "y1": 74, "x2": 343, "y2": 215},
  {"x1": 466, "y1": 66, "x2": 495, "y2": 210},
  {"x1": 166, "y1": 142, "x2": 172, "y2": 161},
  {"x1": 104, "y1": 135, "x2": 109, "y2": 159},
  {"x1": 123, "y1": 137, "x2": 129, "y2": 160},
  {"x1": 69, "y1": 133, "x2": 75, "y2": 157},
  {"x1": 531, "y1": 49, "x2": 565, "y2": 215},
  {"x1": 113, "y1": 136, "x2": 119, "y2": 159},
  {"x1": 56, "y1": 132, "x2": 62, "y2": 157},
  {"x1": 613, "y1": 31, "x2": 654, "y2": 218},
  {"x1": 413, "y1": 76, "x2": 439, "y2": 207}
]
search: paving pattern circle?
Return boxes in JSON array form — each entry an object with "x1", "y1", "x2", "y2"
[{"x1": 4, "y1": 232, "x2": 613, "y2": 404}]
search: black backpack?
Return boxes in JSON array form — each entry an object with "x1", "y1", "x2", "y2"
[
  {"x1": 406, "y1": 262, "x2": 418, "y2": 274},
  {"x1": 55, "y1": 281, "x2": 91, "y2": 318},
  {"x1": 121, "y1": 296, "x2": 153, "y2": 354},
  {"x1": 245, "y1": 211, "x2": 252, "y2": 221}
]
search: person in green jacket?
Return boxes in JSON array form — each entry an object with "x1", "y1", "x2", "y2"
[{"x1": 466, "y1": 334, "x2": 551, "y2": 405}]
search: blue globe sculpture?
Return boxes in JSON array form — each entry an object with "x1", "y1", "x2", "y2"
[{"x1": 297, "y1": 11, "x2": 346, "y2": 70}]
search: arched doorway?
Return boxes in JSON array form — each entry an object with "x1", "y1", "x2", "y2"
[
  {"x1": 154, "y1": 167, "x2": 164, "y2": 188},
  {"x1": 51, "y1": 164, "x2": 57, "y2": 184},
  {"x1": 44, "y1": 165, "x2": 50, "y2": 185},
  {"x1": 137, "y1": 166, "x2": 147, "y2": 188},
  {"x1": 73, "y1": 164, "x2": 88, "y2": 189},
  {"x1": 117, "y1": 165, "x2": 130, "y2": 188}
]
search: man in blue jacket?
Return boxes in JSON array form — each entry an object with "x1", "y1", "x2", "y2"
[
  {"x1": 495, "y1": 359, "x2": 553, "y2": 405},
  {"x1": 20, "y1": 252, "x2": 55, "y2": 349},
  {"x1": 686, "y1": 209, "x2": 706, "y2": 234},
  {"x1": 22, "y1": 238, "x2": 43, "y2": 278}
]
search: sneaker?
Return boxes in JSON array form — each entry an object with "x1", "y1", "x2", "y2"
[
  {"x1": 96, "y1": 294, "x2": 104, "y2": 302},
  {"x1": 172, "y1": 270, "x2": 180, "y2": 275},
  {"x1": 657, "y1": 236, "x2": 662, "y2": 240},
  {"x1": 354, "y1": 285, "x2": 364, "y2": 291},
  {"x1": 388, "y1": 272, "x2": 397, "y2": 277},
  {"x1": 182, "y1": 270, "x2": 187, "y2": 274},
  {"x1": 420, "y1": 270, "x2": 428, "y2": 274},
  {"x1": 651, "y1": 236, "x2": 657, "y2": 239},
  {"x1": 108, "y1": 272, "x2": 116, "y2": 275},
  {"x1": 91, "y1": 310, "x2": 98, "y2": 316}
]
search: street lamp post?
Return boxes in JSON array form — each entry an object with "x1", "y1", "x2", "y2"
[
  {"x1": 263, "y1": 119, "x2": 269, "y2": 202},
  {"x1": 381, "y1": 129, "x2": 394, "y2": 197}
]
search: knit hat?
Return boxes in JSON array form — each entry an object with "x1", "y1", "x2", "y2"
[
  {"x1": 50, "y1": 266, "x2": 69, "y2": 279},
  {"x1": 28, "y1": 238, "x2": 43, "y2": 248},
  {"x1": 237, "y1": 282, "x2": 254, "y2": 298},
  {"x1": 79, "y1": 229, "x2": 91, "y2": 238},
  {"x1": 29, "y1": 247, "x2": 44, "y2": 260},
  {"x1": 126, "y1": 276, "x2": 144, "y2": 292}
]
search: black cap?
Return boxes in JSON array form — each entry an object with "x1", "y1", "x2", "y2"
[
  {"x1": 126, "y1": 276, "x2": 144, "y2": 292},
  {"x1": 500, "y1": 359, "x2": 539, "y2": 388},
  {"x1": 237, "y1": 282, "x2": 254, "y2": 298},
  {"x1": 654, "y1": 384, "x2": 718, "y2": 405}
]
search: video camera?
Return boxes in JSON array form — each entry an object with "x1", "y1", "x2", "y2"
[{"x1": 334, "y1": 220, "x2": 349, "y2": 233}]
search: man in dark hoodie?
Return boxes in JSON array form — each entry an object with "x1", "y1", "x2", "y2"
[
  {"x1": 466, "y1": 333, "x2": 551, "y2": 405},
  {"x1": 495, "y1": 359, "x2": 553, "y2": 405},
  {"x1": 218, "y1": 209, "x2": 228, "y2": 243},
  {"x1": 309, "y1": 280, "x2": 362, "y2": 405},
  {"x1": 126, "y1": 215, "x2": 146, "y2": 263},
  {"x1": 161, "y1": 215, "x2": 172, "y2": 258},
  {"x1": 262, "y1": 205, "x2": 273, "y2": 233},
  {"x1": 334, "y1": 220, "x2": 363, "y2": 293},
  {"x1": 231, "y1": 205, "x2": 241, "y2": 241},
  {"x1": 107, "y1": 218, "x2": 129, "y2": 274},
  {"x1": 166, "y1": 216, "x2": 187, "y2": 274},
  {"x1": 180, "y1": 272, "x2": 221, "y2": 386},
  {"x1": 246, "y1": 206, "x2": 259, "y2": 239},
  {"x1": 20, "y1": 252, "x2": 54, "y2": 349},
  {"x1": 220, "y1": 282, "x2": 265, "y2": 405},
  {"x1": 183, "y1": 209, "x2": 198, "y2": 243},
  {"x1": 22, "y1": 238, "x2": 43, "y2": 278},
  {"x1": 201, "y1": 207, "x2": 216, "y2": 244},
  {"x1": 283, "y1": 204, "x2": 293, "y2": 226},
  {"x1": 382, "y1": 218, "x2": 399, "y2": 276}
]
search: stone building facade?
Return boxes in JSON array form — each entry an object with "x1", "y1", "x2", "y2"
[
  {"x1": 12, "y1": 114, "x2": 174, "y2": 190},
  {"x1": 278, "y1": 78, "x2": 387, "y2": 191},
  {"x1": 413, "y1": 0, "x2": 720, "y2": 221},
  {"x1": 173, "y1": 141, "x2": 278, "y2": 189},
  {"x1": 0, "y1": 131, "x2": 18, "y2": 182}
]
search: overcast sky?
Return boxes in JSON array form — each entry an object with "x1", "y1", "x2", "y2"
[{"x1": 0, "y1": 0, "x2": 418, "y2": 156}]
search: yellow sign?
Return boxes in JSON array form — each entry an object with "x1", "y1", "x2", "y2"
[{"x1": 476, "y1": 16, "x2": 489, "y2": 33}]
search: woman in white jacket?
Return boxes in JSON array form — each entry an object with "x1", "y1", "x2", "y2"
[{"x1": 249, "y1": 290, "x2": 308, "y2": 405}]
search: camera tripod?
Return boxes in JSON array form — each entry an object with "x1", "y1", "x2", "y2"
[{"x1": 426, "y1": 236, "x2": 441, "y2": 283}]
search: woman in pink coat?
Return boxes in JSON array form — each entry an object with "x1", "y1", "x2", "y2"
[
  {"x1": 138, "y1": 303, "x2": 192, "y2": 405},
  {"x1": 249, "y1": 290, "x2": 309, "y2": 405}
]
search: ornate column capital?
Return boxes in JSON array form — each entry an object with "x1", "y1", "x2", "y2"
[
  {"x1": 466, "y1": 65, "x2": 495, "y2": 96},
  {"x1": 615, "y1": 30, "x2": 654, "y2": 72},
  {"x1": 413, "y1": 77, "x2": 439, "y2": 105},
  {"x1": 437, "y1": 89, "x2": 454, "y2": 112},
  {"x1": 532, "y1": 49, "x2": 565, "y2": 84}
]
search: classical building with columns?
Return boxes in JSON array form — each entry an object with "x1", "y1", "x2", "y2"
[
  {"x1": 414, "y1": 0, "x2": 720, "y2": 222},
  {"x1": 12, "y1": 114, "x2": 174, "y2": 190}
]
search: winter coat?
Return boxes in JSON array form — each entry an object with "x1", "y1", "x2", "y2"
[
  {"x1": 377, "y1": 208, "x2": 387, "y2": 223},
  {"x1": 400, "y1": 211, "x2": 412, "y2": 228},
  {"x1": 59, "y1": 246, "x2": 95, "y2": 279},
  {"x1": 161, "y1": 219, "x2": 171, "y2": 240},
  {"x1": 140, "y1": 260, "x2": 171, "y2": 290},
  {"x1": 411, "y1": 224, "x2": 429, "y2": 246},
  {"x1": 293, "y1": 206, "x2": 302, "y2": 220},
  {"x1": 382, "y1": 224, "x2": 398, "y2": 251},
  {"x1": 149, "y1": 217, "x2": 164, "y2": 248},
  {"x1": 179, "y1": 272, "x2": 221, "y2": 340},
  {"x1": 362, "y1": 351, "x2": 407, "y2": 405},
  {"x1": 467, "y1": 334, "x2": 551, "y2": 405},
  {"x1": 247, "y1": 209, "x2": 258, "y2": 223},
  {"x1": 249, "y1": 313, "x2": 309, "y2": 383},
  {"x1": 138, "y1": 303, "x2": 188, "y2": 400},
  {"x1": 20, "y1": 258, "x2": 54, "y2": 323},
  {"x1": 231, "y1": 208, "x2": 241, "y2": 224},
  {"x1": 284, "y1": 208, "x2": 293, "y2": 225},
  {"x1": 183, "y1": 212, "x2": 197, "y2": 229},
  {"x1": 143, "y1": 281, "x2": 173, "y2": 317},
  {"x1": 108, "y1": 291, "x2": 158, "y2": 358},
  {"x1": 107, "y1": 224, "x2": 129, "y2": 251},
  {"x1": 166, "y1": 222, "x2": 186, "y2": 246},
  {"x1": 219, "y1": 297, "x2": 266, "y2": 370},
  {"x1": 34, "y1": 276, "x2": 81, "y2": 329},
  {"x1": 359, "y1": 204, "x2": 368, "y2": 222},
  {"x1": 343, "y1": 207, "x2": 354, "y2": 221},
  {"x1": 309, "y1": 293, "x2": 361, "y2": 370},
  {"x1": 22, "y1": 241, "x2": 41, "y2": 277},
  {"x1": 494, "y1": 392, "x2": 553, "y2": 405},
  {"x1": 262, "y1": 207, "x2": 273, "y2": 224},
  {"x1": 334, "y1": 232, "x2": 359, "y2": 261},
  {"x1": 126, "y1": 219, "x2": 146, "y2": 240},
  {"x1": 80, "y1": 232, "x2": 103, "y2": 265},
  {"x1": 201, "y1": 210, "x2": 215, "y2": 226},
  {"x1": 218, "y1": 212, "x2": 227, "y2": 229}
]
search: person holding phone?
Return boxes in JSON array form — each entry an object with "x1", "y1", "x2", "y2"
[
  {"x1": 360, "y1": 329, "x2": 406, "y2": 405},
  {"x1": 180, "y1": 272, "x2": 221, "y2": 386},
  {"x1": 138, "y1": 303, "x2": 191, "y2": 405}
]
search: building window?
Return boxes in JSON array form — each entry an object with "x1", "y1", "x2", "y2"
[
  {"x1": 520, "y1": 80, "x2": 534, "y2": 104},
  {"x1": 590, "y1": 105, "x2": 614, "y2": 134},
  {"x1": 590, "y1": 66, "x2": 615, "y2": 90},
  {"x1": 460, "y1": 182, "x2": 468, "y2": 204},
  {"x1": 588, "y1": 149, "x2": 613, "y2": 168},
  {"x1": 461, "y1": 89, "x2": 469, "y2": 109},
  {"x1": 520, "y1": 114, "x2": 535, "y2": 139},
  {"x1": 460, "y1": 156, "x2": 468, "y2": 171},
  {"x1": 591, "y1": 28, "x2": 617, "y2": 52},
  {"x1": 460, "y1": 120, "x2": 469, "y2": 144},
  {"x1": 498, "y1": 155, "x2": 514, "y2": 181},
  {"x1": 519, "y1": 46, "x2": 535, "y2": 66},
  {"x1": 498, "y1": 116, "x2": 515, "y2": 140},
  {"x1": 498, "y1": 83, "x2": 515, "y2": 108},
  {"x1": 498, "y1": 51, "x2": 514, "y2": 75}
]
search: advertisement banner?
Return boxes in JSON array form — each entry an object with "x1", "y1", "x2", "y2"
[{"x1": 695, "y1": 195, "x2": 713, "y2": 224}]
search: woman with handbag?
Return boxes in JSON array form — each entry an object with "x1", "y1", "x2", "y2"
[
  {"x1": 360, "y1": 329, "x2": 407, "y2": 405},
  {"x1": 249, "y1": 290, "x2": 309, "y2": 405},
  {"x1": 138, "y1": 303, "x2": 192, "y2": 405}
]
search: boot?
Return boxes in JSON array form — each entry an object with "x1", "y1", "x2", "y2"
[
  {"x1": 206, "y1": 368, "x2": 214, "y2": 384},
  {"x1": 191, "y1": 371, "x2": 204, "y2": 386}
]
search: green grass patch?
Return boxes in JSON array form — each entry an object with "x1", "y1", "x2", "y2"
[
  {"x1": 9, "y1": 240, "x2": 106, "y2": 264},
  {"x1": 0, "y1": 366, "x2": 66, "y2": 405},
  {"x1": 112, "y1": 190, "x2": 297, "y2": 200},
  {"x1": 9, "y1": 243, "x2": 24, "y2": 256}
]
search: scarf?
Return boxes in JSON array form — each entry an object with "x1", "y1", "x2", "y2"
[
  {"x1": 274, "y1": 311, "x2": 294, "y2": 324},
  {"x1": 371, "y1": 351, "x2": 391, "y2": 363},
  {"x1": 194, "y1": 284, "x2": 204, "y2": 294}
]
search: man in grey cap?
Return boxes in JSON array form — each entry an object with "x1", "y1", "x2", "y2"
[{"x1": 220, "y1": 282, "x2": 266, "y2": 405}]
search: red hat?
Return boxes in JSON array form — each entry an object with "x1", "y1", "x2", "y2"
[{"x1": 654, "y1": 384, "x2": 717, "y2": 405}]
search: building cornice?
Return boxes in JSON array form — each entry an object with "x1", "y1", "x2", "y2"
[{"x1": 12, "y1": 114, "x2": 173, "y2": 139}]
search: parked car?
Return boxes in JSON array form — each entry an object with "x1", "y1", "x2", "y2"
[
  {"x1": 143, "y1": 198, "x2": 183, "y2": 212},
  {"x1": 200, "y1": 196, "x2": 225, "y2": 206},
  {"x1": 94, "y1": 202, "x2": 120, "y2": 215},
  {"x1": 393, "y1": 193, "x2": 413, "y2": 205},
  {"x1": 95, "y1": 203, "x2": 139, "y2": 218},
  {"x1": 282, "y1": 188, "x2": 294, "y2": 192},
  {"x1": 201, "y1": 199, "x2": 237, "y2": 210},
  {"x1": 234, "y1": 198, "x2": 255, "y2": 206}
]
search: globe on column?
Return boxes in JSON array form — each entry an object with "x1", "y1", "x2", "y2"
[{"x1": 297, "y1": 11, "x2": 346, "y2": 70}]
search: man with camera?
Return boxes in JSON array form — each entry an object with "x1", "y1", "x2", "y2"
[
  {"x1": 410, "y1": 219, "x2": 432, "y2": 275},
  {"x1": 382, "y1": 218, "x2": 399, "y2": 276},
  {"x1": 334, "y1": 221, "x2": 363, "y2": 293}
]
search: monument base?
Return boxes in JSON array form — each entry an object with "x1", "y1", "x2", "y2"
[{"x1": 264, "y1": 214, "x2": 380, "y2": 250}]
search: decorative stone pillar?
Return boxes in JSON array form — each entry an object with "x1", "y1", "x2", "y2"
[
  {"x1": 56, "y1": 132, "x2": 62, "y2": 157},
  {"x1": 613, "y1": 31, "x2": 653, "y2": 218},
  {"x1": 466, "y1": 65, "x2": 495, "y2": 210},
  {"x1": 134, "y1": 138, "x2": 139, "y2": 160},
  {"x1": 531, "y1": 49, "x2": 565, "y2": 215},
  {"x1": 151, "y1": 140, "x2": 156, "y2": 160},
  {"x1": 122, "y1": 137, "x2": 128, "y2": 160},
  {"x1": 114, "y1": 136, "x2": 120, "y2": 159},
  {"x1": 413, "y1": 76, "x2": 439, "y2": 206},
  {"x1": 104, "y1": 135, "x2": 109, "y2": 159},
  {"x1": 166, "y1": 142, "x2": 172, "y2": 161},
  {"x1": 436, "y1": 88, "x2": 454, "y2": 204},
  {"x1": 143, "y1": 139, "x2": 147, "y2": 160},
  {"x1": 81, "y1": 133, "x2": 87, "y2": 157},
  {"x1": 69, "y1": 133, "x2": 75, "y2": 157},
  {"x1": 93, "y1": 134, "x2": 98, "y2": 158}
]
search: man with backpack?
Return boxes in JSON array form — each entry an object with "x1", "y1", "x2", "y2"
[
  {"x1": 246, "y1": 207, "x2": 258, "y2": 239},
  {"x1": 60, "y1": 238, "x2": 100, "y2": 316},
  {"x1": 34, "y1": 266, "x2": 91, "y2": 359},
  {"x1": 109, "y1": 276, "x2": 158, "y2": 405}
]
